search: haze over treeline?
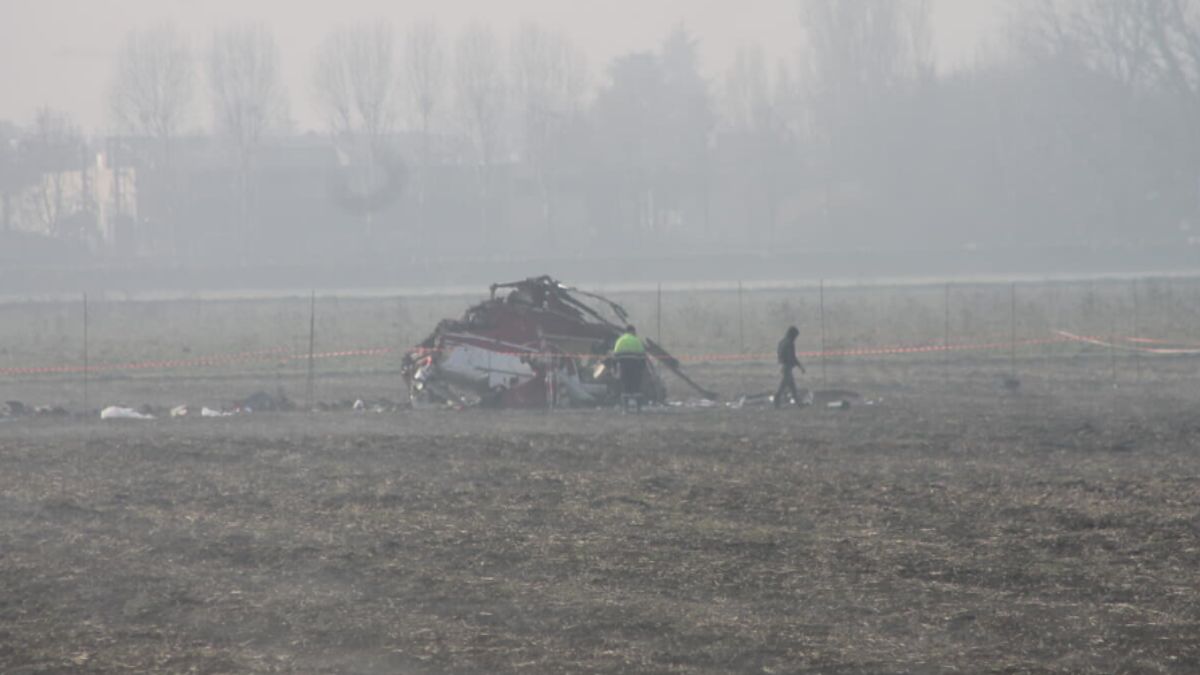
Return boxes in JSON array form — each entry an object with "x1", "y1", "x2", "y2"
[{"x1": 1, "y1": 0, "x2": 1199, "y2": 274}]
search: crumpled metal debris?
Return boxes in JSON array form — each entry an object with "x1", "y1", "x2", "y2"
[{"x1": 402, "y1": 276, "x2": 717, "y2": 409}]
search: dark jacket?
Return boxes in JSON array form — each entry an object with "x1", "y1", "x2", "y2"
[{"x1": 777, "y1": 334, "x2": 801, "y2": 369}]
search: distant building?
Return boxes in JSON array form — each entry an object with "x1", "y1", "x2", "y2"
[{"x1": 7, "y1": 151, "x2": 136, "y2": 251}]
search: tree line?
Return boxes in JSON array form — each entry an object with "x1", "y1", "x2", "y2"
[{"x1": 2, "y1": 0, "x2": 1199, "y2": 264}]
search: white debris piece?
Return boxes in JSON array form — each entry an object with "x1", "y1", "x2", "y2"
[
  {"x1": 170, "y1": 405, "x2": 190, "y2": 418},
  {"x1": 100, "y1": 406, "x2": 154, "y2": 420},
  {"x1": 201, "y1": 407, "x2": 237, "y2": 418}
]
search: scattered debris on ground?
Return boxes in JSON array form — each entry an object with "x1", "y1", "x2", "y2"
[
  {"x1": 3, "y1": 401, "x2": 69, "y2": 418},
  {"x1": 100, "y1": 406, "x2": 155, "y2": 421},
  {"x1": 236, "y1": 389, "x2": 294, "y2": 413},
  {"x1": 316, "y1": 397, "x2": 401, "y2": 413},
  {"x1": 727, "y1": 389, "x2": 867, "y2": 410},
  {"x1": 201, "y1": 407, "x2": 237, "y2": 418},
  {"x1": 812, "y1": 389, "x2": 863, "y2": 408}
]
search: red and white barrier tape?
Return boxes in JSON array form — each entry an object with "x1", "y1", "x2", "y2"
[
  {"x1": 1, "y1": 331, "x2": 1194, "y2": 378},
  {"x1": 1054, "y1": 331, "x2": 1200, "y2": 355},
  {"x1": 0, "y1": 346, "x2": 394, "y2": 377}
]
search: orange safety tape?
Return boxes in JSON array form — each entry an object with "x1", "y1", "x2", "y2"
[
  {"x1": 0, "y1": 346, "x2": 396, "y2": 377},
  {"x1": 1122, "y1": 336, "x2": 1200, "y2": 348},
  {"x1": 1055, "y1": 331, "x2": 1200, "y2": 355},
  {"x1": 2, "y1": 331, "x2": 1191, "y2": 378}
]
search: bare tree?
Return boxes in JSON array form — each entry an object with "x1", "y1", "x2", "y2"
[
  {"x1": 591, "y1": 28, "x2": 714, "y2": 243},
  {"x1": 1010, "y1": 0, "x2": 1081, "y2": 63},
  {"x1": 353, "y1": 25, "x2": 401, "y2": 149},
  {"x1": 25, "y1": 107, "x2": 83, "y2": 239},
  {"x1": 1012, "y1": 0, "x2": 1191, "y2": 96},
  {"x1": 455, "y1": 22, "x2": 507, "y2": 241},
  {"x1": 724, "y1": 44, "x2": 799, "y2": 244},
  {"x1": 109, "y1": 22, "x2": 193, "y2": 254},
  {"x1": 1084, "y1": 1, "x2": 1158, "y2": 91},
  {"x1": 208, "y1": 23, "x2": 288, "y2": 257},
  {"x1": 511, "y1": 22, "x2": 588, "y2": 246},
  {"x1": 1152, "y1": 0, "x2": 1200, "y2": 224},
  {"x1": 110, "y1": 23, "x2": 193, "y2": 167},
  {"x1": 0, "y1": 121, "x2": 25, "y2": 233},
  {"x1": 1009, "y1": 0, "x2": 1194, "y2": 239},
  {"x1": 799, "y1": 0, "x2": 932, "y2": 112},
  {"x1": 798, "y1": 0, "x2": 932, "y2": 232},
  {"x1": 802, "y1": 1, "x2": 898, "y2": 98},
  {"x1": 405, "y1": 20, "x2": 446, "y2": 232},
  {"x1": 314, "y1": 21, "x2": 402, "y2": 237},
  {"x1": 313, "y1": 29, "x2": 355, "y2": 139},
  {"x1": 1147, "y1": 0, "x2": 1200, "y2": 105},
  {"x1": 904, "y1": 0, "x2": 935, "y2": 81}
]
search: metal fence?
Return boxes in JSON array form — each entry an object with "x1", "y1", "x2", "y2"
[{"x1": 1, "y1": 276, "x2": 1198, "y2": 413}]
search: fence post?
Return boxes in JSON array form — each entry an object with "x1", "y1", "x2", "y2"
[
  {"x1": 819, "y1": 279, "x2": 828, "y2": 388},
  {"x1": 1132, "y1": 278, "x2": 1141, "y2": 382},
  {"x1": 398, "y1": 295, "x2": 406, "y2": 404},
  {"x1": 737, "y1": 280, "x2": 745, "y2": 355},
  {"x1": 944, "y1": 283, "x2": 950, "y2": 385},
  {"x1": 1110, "y1": 292, "x2": 1119, "y2": 387},
  {"x1": 307, "y1": 291, "x2": 316, "y2": 413},
  {"x1": 1009, "y1": 283, "x2": 1017, "y2": 383},
  {"x1": 82, "y1": 292, "x2": 89, "y2": 415},
  {"x1": 656, "y1": 282, "x2": 662, "y2": 345}
]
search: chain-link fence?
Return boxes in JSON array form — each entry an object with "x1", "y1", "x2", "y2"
[{"x1": 2, "y1": 277, "x2": 1199, "y2": 413}]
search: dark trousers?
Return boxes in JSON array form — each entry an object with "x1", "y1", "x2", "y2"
[
  {"x1": 618, "y1": 355, "x2": 645, "y2": 397},
  {"x1": 775, "y1": 366, "x2": 799, "y2": 407}
]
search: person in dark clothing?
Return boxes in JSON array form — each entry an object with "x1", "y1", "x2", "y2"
[{"x1": 775, "y1": 325, "x2": 807, "y2": 408}]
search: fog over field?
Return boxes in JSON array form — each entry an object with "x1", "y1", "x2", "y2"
[
  {"x1": 2, "y1": 0, "x2": 1005, "y2": 132},
  {"x1": 2, "y1": 0, "x2": 1197, "y2": 290},
  {"x1": 4, "y1": 3, "x2": 1200, "y2": 674}
]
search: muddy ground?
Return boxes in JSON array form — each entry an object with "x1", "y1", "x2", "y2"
[{"x1": 2, "y1": 359, "x2": 1200, "y2": 674}]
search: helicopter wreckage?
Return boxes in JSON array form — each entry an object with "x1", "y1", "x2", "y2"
[{"x1": 402, "y1": 276, "x2": 718, "y2": 409}]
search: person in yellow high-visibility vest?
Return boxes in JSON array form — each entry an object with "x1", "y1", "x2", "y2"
[{"x1": 612, "y1": 325, "x2": 647, "y2": 411}]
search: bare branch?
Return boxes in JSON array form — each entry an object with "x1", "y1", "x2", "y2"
[
  {"x1": 208, "y1": 23, "x2": 288, "y2": 165},
  {"x1": 798, "y1": 0, "x2": 930, "y2": 107},
  {"x1": 25, "y1": 107, "x2": 82, "y2": 237},
  {"x1": 511, "y1": 22, "x2": 588, "y2": 162},
  {"x1": 313, "y1": 22, "x2": 404, "y2": 232},
  {"x1": 455, "y1": 22, "x2": 507, "y2": 167},
  {"x1": 109, "y1": 23, "x2": 193, "y2": 157},
  {"x1": 313, "y1": 22, "x2": 399, "y2": 143},
  {"x1": 1150, "y1": 0, "x2": 1200, "y2": 103},
  {"x1": 313, "y1": 30, "x2": 355, "y2": 139},
  {"x1": 406, "y1": 20, "x2": 445, "y2": 137},
  {"x1": 352, "y1": 23, "x2": 400, "y2": 143}
]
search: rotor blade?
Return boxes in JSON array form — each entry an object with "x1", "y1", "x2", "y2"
[{"x1": 644, "y1": 338, "x2": 719, "y2": 401}]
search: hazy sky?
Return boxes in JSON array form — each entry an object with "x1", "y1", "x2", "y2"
[{"x1": 0, "y1": 0, "x2": 1006, "y2": 134}]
